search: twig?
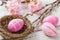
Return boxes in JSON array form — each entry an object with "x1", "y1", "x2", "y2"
[
  {"x1": 32, "y1": 0, "x2": 60, "y2": 32},
  {"x1": 33, "y1": 0, "x2": 58, "y2": 13},
  {"x1": 0, "y1": 0, "x2": 8, "y2": 6},
  {"x1": 33, "y1": 0, "x2": 60, "y2": 24}
]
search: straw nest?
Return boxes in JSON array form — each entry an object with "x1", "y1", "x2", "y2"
[{"x1": 0, "y1": 15, "x2": 34, "y2": 40}]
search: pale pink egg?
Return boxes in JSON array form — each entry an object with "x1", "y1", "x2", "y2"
[
  {"x1": 42, "y1": 15, "x2": 59, "y2": 26},
  {"x1": 28, "y1": 0, "x2": 43, "y2": 13},
  {"x1": 8, "y1": 19, "x2": 24, "y2": 32},
  {"x1": 42, "y1": 22, "x2": 57, "y2": 37}
]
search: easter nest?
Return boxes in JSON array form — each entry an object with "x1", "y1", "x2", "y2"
[{"x1": 0, "y1": 15, "x2": 34, "y2": 40}]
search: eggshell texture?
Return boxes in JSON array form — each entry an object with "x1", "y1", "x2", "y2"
[
  {"x1": 42, "y1": 22, "x2": 57, "y2": 37},
  {"x1": 42, "y1": 15, "x2": 59, "y2": 26},
  {"x1": 8, "y1": 19, "x2": 24, "y2": 32}
]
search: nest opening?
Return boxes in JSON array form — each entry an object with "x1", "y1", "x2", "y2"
[
  {"x1": 0, "y1": 15, "x2": 34, "y2": 40},
  {"x1": 0, "y1": 15, "x2": 28, "y2": 34}
]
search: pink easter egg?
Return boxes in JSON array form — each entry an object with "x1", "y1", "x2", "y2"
[
  {"x1": 8, "y1": 19, "x2": 24, "y2": 32},
  {"x1": 42, "y1": 15, "x2": 59, "y2": 26},
  {"x1": 42, "y1": 22, "x2": 57, "y2": 37}
]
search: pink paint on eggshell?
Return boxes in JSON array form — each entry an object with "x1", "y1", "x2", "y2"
[
  {"x1": 42, "y1": 22, "x2": 57, "y2": 37},
  {"x1": 42, "y1": 15, "x2": 59, "y2": 26},
  {"x1": 8, "y1": 19, "x2": 24, "y2": 32}
]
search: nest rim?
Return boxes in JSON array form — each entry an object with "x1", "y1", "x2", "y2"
[{"x1": 0, "y1": 15, "x2": 34, "y2": 39}]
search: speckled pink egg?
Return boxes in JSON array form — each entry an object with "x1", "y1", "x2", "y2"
[
  {"x1": 42, "y1": 22, "x2": 57, "y2": 37},
  {"x1": 8, "y1": 19, "x2": 24, "y2": 32},
  {"x1": 42, "y1": 15, "x2": 59, "y2": 26}
]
